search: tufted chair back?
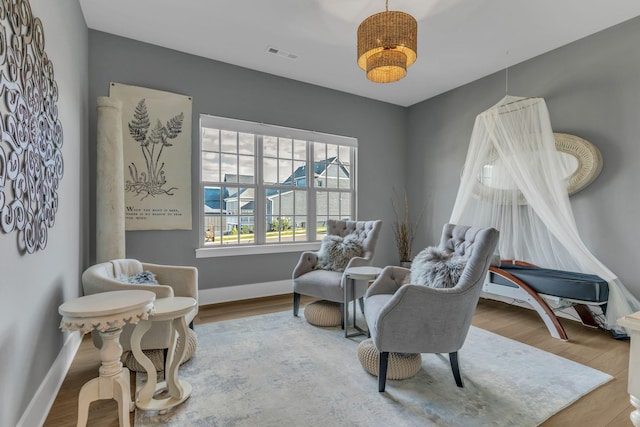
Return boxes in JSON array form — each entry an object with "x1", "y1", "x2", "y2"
[
  {"x1": 438, "y1": 223, "x2": 499, "y2": 293},
  {"x1": 327, "y1": 219, "x2": 382, "y2": 260}
]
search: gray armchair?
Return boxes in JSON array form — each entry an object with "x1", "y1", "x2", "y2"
[
  {"x1": 292, "y1": 219, "x2": 382, "y2": 319},
  {"x1": 364, "y1": 223, "x2": 499, "y2": 392}
]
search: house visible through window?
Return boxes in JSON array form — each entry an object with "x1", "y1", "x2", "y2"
[{"x1": 200, "y1": 115, "x2": 356, "y2": 249}]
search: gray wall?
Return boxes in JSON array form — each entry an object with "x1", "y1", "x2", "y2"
[
  {"x1": 88, "y1": 31, "x2": 405, "y2": 290},
  {"x1": 407, "y1": 15, "x2": 640, "y2": 299},
  {"x1": 0, "y1": 1, "x2": 88, "y2": 425}
]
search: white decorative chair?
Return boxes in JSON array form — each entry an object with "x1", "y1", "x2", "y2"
[
  {"x1": 292, "y1": 219, "x2": 382, "y2": 321},
  {"x1": 82, "y1": 259, "x2": 198, "y2": 356}
]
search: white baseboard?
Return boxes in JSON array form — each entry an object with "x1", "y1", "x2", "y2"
[
  {"x1": 17, "y1": 331, "x2": 82, "y2": 427},
  {"x1": 198, "y1": 279, "x2": 292, "y2": 306}
]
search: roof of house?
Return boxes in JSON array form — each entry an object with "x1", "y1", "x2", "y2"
[
  {"x1": 281, "y1": 157, "x2": 349, "y2": 186},
  {"x1": 204, "y1": 187, "x2": 230, "y2": 211}
]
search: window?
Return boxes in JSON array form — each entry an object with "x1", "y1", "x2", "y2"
[{"x1": 199, "y1": 115, "x2": 356, "y2": 253}]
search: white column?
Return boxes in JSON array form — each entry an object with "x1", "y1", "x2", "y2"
[{"x1": 96, "y1": 96, "x2": 125, "y2": 262}]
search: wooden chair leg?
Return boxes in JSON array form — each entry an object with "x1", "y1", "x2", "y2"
[
  {"x1": 293, "y1": 292, "x2": 300, "y2": 316},
  {"x1": 573, "y1": 304, "x2": 600, "y2": 328},
  {"x1": 449, "y1": 351, "x2": 464, "y2": 387},
  {"x1": 379, "y1": 351, "x2": 389, "y2": 392}
]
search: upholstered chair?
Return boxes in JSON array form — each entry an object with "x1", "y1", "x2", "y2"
[
  {"x1": 292, "y1": 219, "x2": 382, "y2": 320},
  {"x1": 82, "y1": 259, "x2": 198, "y2": 353},
  {"x1": 364, "y1": 223, "x2": 499, "y2": 392}
]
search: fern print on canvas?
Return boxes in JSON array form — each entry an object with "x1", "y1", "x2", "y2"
[
  {"x1": 110, "y1": 83, "x2": 192, "y2": 231},
  {"x1": 127, "y1": 98, "x2": 184, "y2": 199}
]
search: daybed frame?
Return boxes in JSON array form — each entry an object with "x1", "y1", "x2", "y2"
[{"x1": 483, "y1": 260, "x2": 606, "y2": 341}]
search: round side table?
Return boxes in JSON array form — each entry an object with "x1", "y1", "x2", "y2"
[
  {"x1": 344, "y1": 266, "x2": 382, "y2": 338},
  {"x1": 59, "y1": 290, "x2": 156, "y2": 427},
  {"x1": 131, "y1": 296, "x2": 197, "y2": 412}
]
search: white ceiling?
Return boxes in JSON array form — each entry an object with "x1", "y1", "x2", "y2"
[{"x1": 78, "y1": 0, "x2": 640, "y2": 107}]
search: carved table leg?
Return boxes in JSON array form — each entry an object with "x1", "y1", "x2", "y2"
[
  {"x1": 133, "y1": 314, "x2": 192, "y2": 411},
  {"x1": 76, "y1": 378, "x2": 99, "y2": 427},
  {"x1": 131, "y1": 320, "x2": 156, "y2": 404},
  {"x1": 166, "y1": 317, "x2": 189, "y2": 399},
  {"x1": 75, "y1": 328, "x2": 132, "y2": 427},
  {"x1": 99, "y1": 328, "x2": 131, "y2": 427}
]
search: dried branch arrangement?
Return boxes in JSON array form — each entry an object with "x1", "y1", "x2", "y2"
[{"x1": 391, "y1": 189, "x2": 424, "y2": 263}]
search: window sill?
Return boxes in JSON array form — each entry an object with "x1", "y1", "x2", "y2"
[{"x1": 195, "y1": 242, "x2": 321, "y2": 258}]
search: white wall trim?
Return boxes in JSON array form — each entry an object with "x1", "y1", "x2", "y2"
[
  {"x1": 196, "y1": 242, "x2": 320, "y2": 259},
  {"x1": 198, "y1": 280, "x2": 292, "y2": 305},
  {"x1": 17, "y1": 331, "x2": 82, "y2": 427}
]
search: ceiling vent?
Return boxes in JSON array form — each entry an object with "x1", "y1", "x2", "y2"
[{"x1": 266, "y1": 46, "x2": 299, "y2": 60}]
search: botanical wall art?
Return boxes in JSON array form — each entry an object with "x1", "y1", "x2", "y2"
[
  {"x1": 110, "y1": 83, "x2": 192, "y2": 230},
  {"x1": 0, "y1": 0, "x2": 64, "y2": 254}
]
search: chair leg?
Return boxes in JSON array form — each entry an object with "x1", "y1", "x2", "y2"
[
  {"x1": 449, "y1": 351, "x2": 464, "y2": 387},
  {"x1": 293, "y1": 292, "x2": 300, "y2": 317},
  {"x1": 340, "y1": 303, "x2": 345, "y2": 329},
  {"x1": 379, "y1": 352, "x2": 389, "y2": 392}
]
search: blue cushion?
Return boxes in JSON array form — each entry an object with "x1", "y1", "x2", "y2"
[{"x1": 490, "y1": 265, "x2": 608, "y2": 303}]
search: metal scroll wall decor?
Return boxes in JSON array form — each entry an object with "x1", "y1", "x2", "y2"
[{"x1": 0, "y1": 0, "x2": 63, "y2": 254}]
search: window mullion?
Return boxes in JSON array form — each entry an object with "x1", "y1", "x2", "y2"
[
  {"x1": 255, "y1": 135, "x2": 265, "y2": 244},
  {"x1": 308, "y1": 141, "x2": 316, "y2": 241},
  {"x1": 352, "y1": 147, "x2": 357, "y2": 220}
]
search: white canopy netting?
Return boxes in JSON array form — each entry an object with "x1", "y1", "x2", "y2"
[{"x1": 449, "y1": 95, "x2": 640, "y2": 332}]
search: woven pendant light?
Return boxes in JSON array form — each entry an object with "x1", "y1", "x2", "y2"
[{"x1": 357, "y1": 0, "x2": 417, "y2": 83}]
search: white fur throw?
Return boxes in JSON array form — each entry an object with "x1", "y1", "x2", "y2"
[
  {"x1": 410, "y1": 246, "x2": 467, "y2": 288},
  {"x1": 316, "y1": 234, "x2": 364, "y2": 272},
  {"x1": 117, "y1": 270, "x2": 159, "y2": 284}
]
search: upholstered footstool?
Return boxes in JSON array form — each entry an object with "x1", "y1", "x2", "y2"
[
  {"x1": 122, "y1": 328, "x2": 197, "y2": 372},
  {"x1": 304, "y1": 300, "x2": 342, "y2": 327},
  {"x1": 358, "y1": 338, "x2": 422, "y2": 380}
]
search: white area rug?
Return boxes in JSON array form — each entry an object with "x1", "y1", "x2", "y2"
[{"x1": 135, "y1": 310, "x2": 612, "y2": 427}]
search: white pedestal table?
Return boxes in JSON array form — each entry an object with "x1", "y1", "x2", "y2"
[
  {"x1": 59, "y1": 290, "x2": 156, "y2": 427},
  {"x1": 131, "y1": 296, "x2": 197, "y2": 412}
]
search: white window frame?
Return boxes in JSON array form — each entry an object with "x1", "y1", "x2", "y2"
[{"x1": 196, "y1": 115, "x2": 357, "y2": 258}]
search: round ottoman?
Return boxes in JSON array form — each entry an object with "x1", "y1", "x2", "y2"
[
  {"x1": 358, "y1": 338, "x2": 422, "y2": 380},
  {"x1": 304, "y1": 300, "x2": 342, "y2": 327},
  {"x1": 122, "y1": 328, "x2": 197, "y2": 372}
]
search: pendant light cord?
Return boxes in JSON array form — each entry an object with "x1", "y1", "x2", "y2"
[
  {"x1": 386, "y1": 0, "x2": 389, "y2": 12},
  {"x1": 505, "y1": 50, "x2": 509, "y2": 95},
  {"x1": 505, "y1": 67, "x2": 509, "y2": 95}
]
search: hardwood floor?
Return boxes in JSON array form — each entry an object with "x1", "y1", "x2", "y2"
[{"x1": 43, "y1": 296, "x2": 632, "y2": 426}]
